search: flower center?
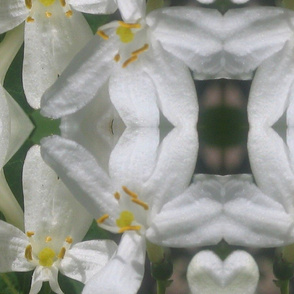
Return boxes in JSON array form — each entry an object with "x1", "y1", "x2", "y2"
[
  {"x1": 116, "y1": 211, "x2": 134, "y2": 227},
  {"x1": 39, "y1": 0, "x2": 55, "y2": 6},
  {"x1": 38, "y1": 247, "x2": 56, "y2": 267},
  {"x1": 116, "y1": 27, "x2": 134, "y2": 43}
]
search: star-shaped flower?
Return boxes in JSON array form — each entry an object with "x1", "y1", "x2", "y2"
[
  {"x1": 0, "y1": 146, "x2": 117, "y2": 294},
  {"x1": 41, "y1": 5, "x2": 223, "y2": 127}
]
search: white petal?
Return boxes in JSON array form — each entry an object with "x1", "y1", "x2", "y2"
[
  {"x1": 0, "y1": 171, "x2": 24, "y2": 230},
  {"x1": 0, "y1": 220, "x2": 32, "y2": 272},
  {"x1": 109, "y1": 128, "x2": 159, "y2": 190},
  {"x1": 147, "y1": 7, "x2": 223, "y2": 79},
  {"x1": 146, "y1": 127, "x2": 198, "y2": 217},
  {"x1": 23, "y1": 3, "x2": 92, "y2": 109},
  {"x1": 144, "y1": 42, "x2": 198, "y2": 127},
  {"x1": 82, "y1": 232, "x2": 145, "y2": 294},
  {"x1": 41, "y1": 136, "x2": 118, "y2": 220},
  {"x1": 68, "y1": 0, "x2": 117, "y2": 14},
  {"x1": 248, "y1": 128, "x2": 294, "y2": 215},
  {"x1": 23, "y1": 145, "x2": 93, "y2": 248},
  {"x1": 232, "y1": 0, "x2": 249, "y2": 3},
  {"x1": 60, "y1": 240, "x2": 117, "y2": 283},
  {"x1": 224, "y1": 7, "x2": 292, "y2": 79},
  {"x1": 196, "y1": 0, "x2": 215, "y2": 3},
  {"x1": 109, "y1": 64, "x2": 159, "y2": 127},
  {"x1": 187, "y1": 250, "x2": 259, "y2": 294},
  {"x1": 41, "y1": 35, "x2": 117, "y2": 118},
  {"x1": 0, "y1": 0, "x2": 27, "y2": 34},
  {"x1": 248, "y1": 42, "x2": 294, "y2": 127},
  {"x1": 116, "y1": 0, "x2": 146, "y2": 22}
]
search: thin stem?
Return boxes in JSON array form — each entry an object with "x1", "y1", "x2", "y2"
[
  {"x1": 280, "y1": 280, "x2": 290, "y2": 294},
  {"x1": 0, "y1": 273, "x2": 19, "y2": 294},
  {"x1": 156, "y1": 280, "x2": 166, "y2": 294}
]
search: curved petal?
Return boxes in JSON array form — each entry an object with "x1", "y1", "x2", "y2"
[
  {"x1": 248, "y1": 42, "x2": 294, "y2": 127},
  {"x1": 82, "y1": 232, "x2": 145, "y2": 294},
  {"x1": 224, "y1": 7, "x2": 291, "y2": 79},
  {"x1": 147, "y1": 7, "x2": 223, "y2": 79},
  {"x1": 144, "y1": 42, "x2": 198, "y2": 127},
  {"x1": 68, "y1": 0, "x2": 117, "y2": 14},
  {"x1": 109, "y1": 128, "x2": 159, "y2": 190},
  {"x1": 109, "y1": 64, "x2": 159, "y2": 127},
  {"x1": 187, "y1": 251, "x2": 259, "y2": 294},
  {"x1": 117, "y1": 0, "x2": 146, "y2": 23},
  {"x1": 60, "y1": 240, "x2": 117, "y2": 283},
  {"x1": 41, "y1": 136, "x2": 118, "y2": 221},
  {"x1": 23, "y1": 2, "x2": 92, "y2": 109},
  {"x1": 23, "y1": 145, "x2": 93, "y2": 249},
  {"x1": 146, "y1": 127, "x2": 198, "y2": 217},
  {"x1": 41, "y1": 34, "x2": 117, "y2": 118},
  {"x1": 0, "y1": 0, "x2": 27, "y2": 34},
  {"x1": 0, "y1": 220, "x2": 32, "y2": 272}
]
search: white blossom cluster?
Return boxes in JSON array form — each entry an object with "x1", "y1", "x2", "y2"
[{"x1": 1, "y1": 0, "x2": 294, "y2": 293}]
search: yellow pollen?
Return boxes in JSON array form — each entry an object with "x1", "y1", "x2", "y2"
[
  {"x1": 114, "y1": 191, "x2": 121, "y2": 199},
  {"x1": 26, "y1": 231, "x2": 35, "y2": 237},
  {"x1": 66, "y1": 236, "x2": 73, "y2": 244},
  {"x1": 25, "y1": 0, "x2": 32, "y2": 9},
  {"x1": 39, "y1": 0, "x2": 56, "y2": 6},
  {"x1": 118, "y1": 21, "x2": 141, "y2": 29},
  {"x1": 114, "y1": 54, "x2": 121, "y2": 63},
  {"x1": 122, "y1": 56, "x2": 138, "y2": 68},
  {"x1": 45, "y1": 236, "x2": 52, "y2": 242},
  {"x1": 38, "y1": 247, "x2": 56, "y2": 267},
  {"x1": 116, "y1": 26, "x2": 134, "y2": 43},
  {"x1": 132, "y1": 44, "x2": 149, "y2": 56},
  {"x1": 60, "y1": 0, "x2": 66, "y2": 6},
  {"x1": 25, "y1": 245, "x2": 33, "y2": 261},
  {"x1": 118, "y1": 225, "x2": 141, "y2": 233},
  {"x1": 26, "y1": 16, "x2": 35, "y2": 23},
  {"x1": 97, "y1": 30, "x2": 109, "y2": 40},
  {"x1": 45, "y1": 11, "x2": 52, "y2": 17},
  {"x1": 65, "y1": 10, "x2": 73, "y2": 17},
  {"x1": 116, "y1": 211, "x2": 134, "y2": 228},
  {"x1": 122, "y1": 186, "x2": 138, "y2": 199},
  {"x1": 58, "y1": 247, "x2": 66, "y2": 259},
  {"x1": 131, "y1": 198, "x2": 149, "y2": 210},
  {"x1": 97, "y1": 214, "x2": 109, "y2": 224}
]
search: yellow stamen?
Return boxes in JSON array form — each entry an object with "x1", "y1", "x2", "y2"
[
  {"x1": 58, "y1": 247, "x2": 66, "y2": 259},
  {"x1": 114, "y1": 191, "x2": 120, "y2": 200},
  {"x1": 116, "y1": 211, "x2": 134, "y2": 228},
  {"x1": 25, "y1": 245, "x2": 33, "y2": 261},
  {"x1": 39, "y1": 0, "x2": 56, "y2": 6},
  {"x1": 60, "y1": 0, "x2": 66, "y2": 6},
  {"x1": 45, "y1": 236, "x2": 52, "y2": 242},
  {"x1": 122, "y1": 56, "x2": 138, "y2": 68},
  {"x1": 65, "y1": 10, "x2": 73, "y2": 17},
  {"x1": 38, "y1": 247, "x2": 56, "y2": 267},
  {"x1": 131, "y1": 198, "x2": 149, "y2": 210},
  {"x1": 66, "y1": 236, "x2": 73, "y2": 244},
  {"x1": 26, "y1": 231, "x2": 35, "y2": 237},
  {"x1": 45, "y1": 11, "x2": 52, "y2": 17},
  {"x1": 97, "y1": 214, "x2": 109, "y2": 224},
  {"x1": 118, "y1": 21, "x2": 141, "y2": 29},
  {"x1": 26, "y1": 16, "x2": 35, "y2": 23},
  {"x1": 97, "y1": 30, "x2": 109, "y2": 40},
  {"x1": 114, "y1": 54, "x2": 121, "y2": 63},
  {"x1": 25, "y1": 0, "x2": 32, "y2": 9},
  {"x1": 118, "y1": 225, "x2": 141, "y2": 233},
  {"x1": 132, "y1": 44, "x2": 149, "y2": 56},
  {"x1": 122, "y1": 186, "x2": 138, "y2": 199}
]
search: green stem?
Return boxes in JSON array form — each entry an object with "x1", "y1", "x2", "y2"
[
  {"x1": 156, "y1": 280, "x2": 166, "y2": 294},
  {"x1": 0, "y1": 273, "x2": 19, "y2": 294},
  {"x1": 280, "y1": 280, "x2": 290, "y2": 294}
]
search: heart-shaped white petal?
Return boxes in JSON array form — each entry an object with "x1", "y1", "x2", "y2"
[{"x1": 187, "y1": 250, "x2": 259, "y2": 294}]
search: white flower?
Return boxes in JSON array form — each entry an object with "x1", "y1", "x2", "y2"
[
  {"x1": 0, "y1": 0, "x2": 93, "y2": 108},
  {"x1": 0, "y1": 25, "x2": 33, "y2": 229},
  {"x1": 0, "y1": 145, "x2": 117, "y2": 294},
  {"x1": 41, "y1": 127, "x2": 198, "y2": 293},
  {"x1": 187, "y1": 250, "x2": 259, "y2": 294},
  {"x1": 41, "y1": 6, "x2": 223, "y2": 127},
  {"x1": 146, "y1": 174, "x2": 293, "y2": 247}
]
